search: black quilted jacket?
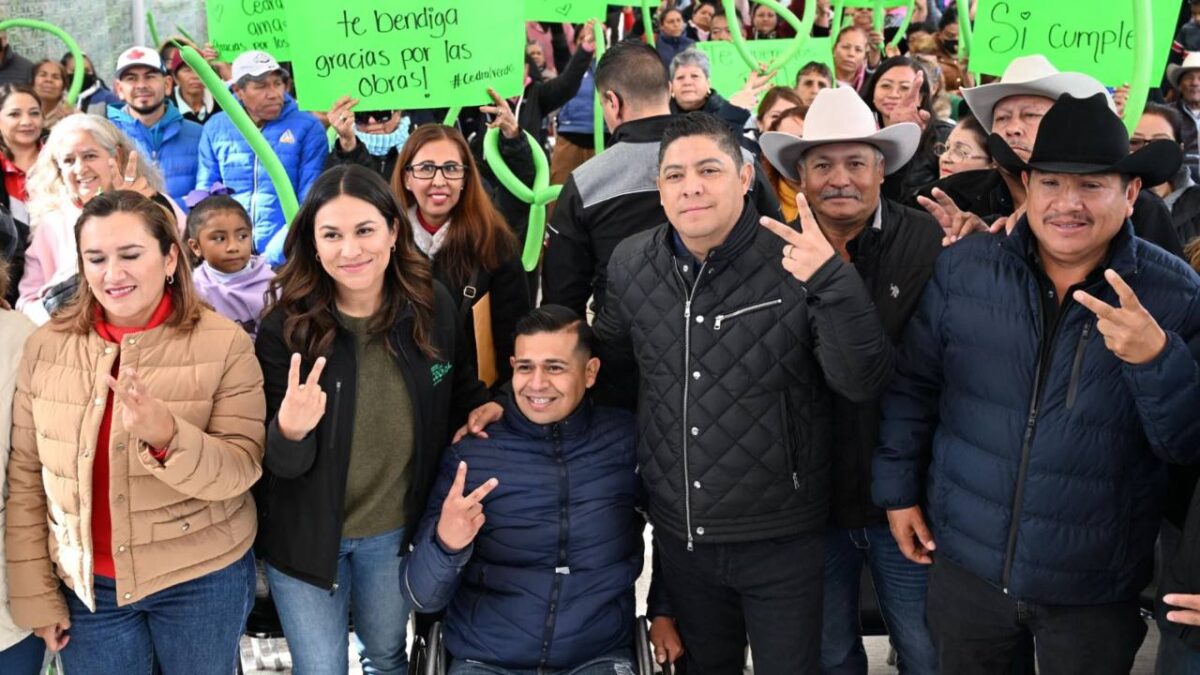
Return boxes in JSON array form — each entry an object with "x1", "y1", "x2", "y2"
[{"x1": 593, "y1": 201, "x2": 892, "y2": 547}]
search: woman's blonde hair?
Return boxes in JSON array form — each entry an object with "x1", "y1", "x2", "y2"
[{"x1": 25, "y1": 114, "x2": 164, "y2": 222}]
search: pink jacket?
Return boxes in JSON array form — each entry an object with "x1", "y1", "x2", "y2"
[{"x1": 17, "y1": 196, "x2": 187, "y2": 325}]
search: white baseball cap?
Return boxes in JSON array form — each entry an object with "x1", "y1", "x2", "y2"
[
  {"x1": 115, "y1": 46, "x2": 165, "y2": 78},
  {"x1": 231, "y1": 51, "x2": 285, "y2": 84}
]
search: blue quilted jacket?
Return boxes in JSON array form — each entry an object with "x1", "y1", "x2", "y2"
[
  {"x1": 874, "y1": 220, "x2": 1200, "y2": 605},
  {"x1": 107, "y1": 102, "x2": 203, "y2": 212},
  {"x1": 195, "y1": 96, "x2": 326, "y2": 266},
  {"x1": 403, "y1": 397, "x2": 647, "y2": 669}
]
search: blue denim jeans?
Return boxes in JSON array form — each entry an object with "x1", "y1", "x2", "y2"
[
  {"x1": 267, "y1": 527, "x2": 411, "y2": 675},
  {"x1": 0, "y1": 632, "x2": 45, "y2": 675},
  {"x1": 58, "y1": 549, "x2": 255, "y2": 675},
  {"x1": 821, "y1": 525, "x2": 937, "y2": 675},
  {"x1": 448, "y1": 649, "x2": 636, "y2": 675}
]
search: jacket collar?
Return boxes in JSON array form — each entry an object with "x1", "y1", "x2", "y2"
[
  {"x1": 501, "y1": 393, "x2": 595, "y2": 441},
  {"x1": 611, "y1": 115, "x2": 675, "y2": 145},
  {"x1": 688, "y1": 197, "x2": 761, "y2": 264},
  {"x1": 1003, "y1": 215, "x2": 1139, "y2": 278}
]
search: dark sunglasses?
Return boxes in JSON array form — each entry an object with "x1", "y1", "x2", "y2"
[{"x1": 354, "y1": 110, "x2": 393, "y2": 125}]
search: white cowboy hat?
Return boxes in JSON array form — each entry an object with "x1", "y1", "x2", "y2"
[
  {"x1": 961, "y1": 55, "x2": 1111, "y2": 133},
  {"x1": 1167, "y1": 52, "x2": 1200, "y2": 91},
  {"x1": 759, "y1": 87, "x2": 920, "y2": 181}
]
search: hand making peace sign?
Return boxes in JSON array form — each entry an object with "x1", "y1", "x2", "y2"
[
  {"x1": 1073, "y1": 269, "x2": 1168, "y2": 366},
  {"x1": 105, "y1": 368, "x2": 176, "y2": 449},
  {"x1": 760, "y1": 193, "x2": 838, "y2": 283},
  {"x1": 436, "y1": 461, "x2": 500, "y2": 552},
  {"x1": 277, "y1": 354, "x2": 328, "y2": 442},
  {"x1": 109, "y1": 150, "x2": 156, "y2": 199}
]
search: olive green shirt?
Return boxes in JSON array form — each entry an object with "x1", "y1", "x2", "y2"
[{"x1": 340, "y1": 314, "x2": 414, "y2": 538}]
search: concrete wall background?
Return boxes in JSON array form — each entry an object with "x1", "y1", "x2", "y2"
[{"x1": 2, "y1": 0, "x2": 208, "y2": 82}]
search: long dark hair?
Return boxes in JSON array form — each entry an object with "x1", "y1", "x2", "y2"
[
  {"x1": 266, "y1": 165, "x2": 438, "y2": 360},
  {"x1": 390, "y1": 124, "x2": 515, "y2": 286},
  {"x1": 866, "y1": 56, "x2": 939, "y2": 155},
  {"x1": 0, "y1": 83, "x2": 43, "y2": 162}
]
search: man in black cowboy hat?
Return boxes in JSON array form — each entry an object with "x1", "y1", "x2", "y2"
[
  {"x1": 914, "y1": 57, "x2": 1184, "y2": 258},
  {"x1": 874, "y1": 92, "x2": 1200, "y2": 674}
]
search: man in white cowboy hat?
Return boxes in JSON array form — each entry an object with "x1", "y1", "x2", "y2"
[
  {"x1": 875, "y1": 91, "x2": 1200, "y2": 674},
  {"x1": 1167, "y1": 51, "x2": 1200, "y2": 163},
  {"x1": 759, "y1": 86, "x2": 943, "y2": 674},
  {"x1": 915, "y1": 54, "x2": 1184, "y2": 258}
]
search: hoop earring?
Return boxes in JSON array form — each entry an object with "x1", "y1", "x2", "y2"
[
  {"x1": 166, "y1": 274, "x2": 174, "y2": 286},
  {"x1": 391, "y1": 243, "x2": 396, "y2": 251}
]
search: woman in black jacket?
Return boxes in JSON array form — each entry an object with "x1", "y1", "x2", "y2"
[
  {"x1": 255, "y1": 165, "x2": 489, "y2": 675},
  {"x1": 865, "y1": 56, "x2": 954, "y2": 203},
  {"x1": 391, "y1": 122, "x2": 531, "y2": 389}
]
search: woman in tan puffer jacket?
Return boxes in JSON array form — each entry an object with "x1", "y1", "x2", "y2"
[{"x1": 4, "y1": 191, "x2": 265, "y2": 675}]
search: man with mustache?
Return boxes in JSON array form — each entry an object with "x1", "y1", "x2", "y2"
[
  {"x1": 875, "y1": 93, "x2": 1200, "y2": 673},
  {"x1": 915, "y1": 55, "x2": 1184, "y2": 258},
  {"x1": 106, "y1": 47, "x2": 203, "y2": 212},
  {"x1": 760, "y1": 86, "x2": 943, "y2": 674}
]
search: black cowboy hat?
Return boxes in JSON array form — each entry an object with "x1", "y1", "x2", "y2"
[{"x1": 988, "y1": 92, "x2": 1182, "y2": 186}]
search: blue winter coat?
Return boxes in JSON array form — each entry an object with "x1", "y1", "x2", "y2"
[
  {"x1": 107, "y1": 102, "x2": 203, "y2": 213},
  {"x1": 403, "y1": 397, "x2": 646, "y2": 669},
  {"x1": 195, "y1": 96, "x2": 326, "y2": 267},
  {"x1": 874, "y1": 220, "x2": 1200, "y2": 605},
  {"x1": 555, "y1": 69, "x2": 595, "y2": 136}
]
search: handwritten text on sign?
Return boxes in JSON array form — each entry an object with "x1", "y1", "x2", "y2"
[
  {"x1": 285, "y1": 0, "x2": 526, "y2": 112},
  {"x1": 696, "y1": 38, "x2": 834, "y2": 100},
  {"x1": 206, "y1": 0, "x2": 290, "y2": 62},
  {"x1": 970, "y1": 0, "x2": 1178, "y2": 87}
]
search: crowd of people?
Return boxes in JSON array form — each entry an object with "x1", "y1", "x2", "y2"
[{"x1": 2, "y1": 1, "x2": 1200, "y2": 674}]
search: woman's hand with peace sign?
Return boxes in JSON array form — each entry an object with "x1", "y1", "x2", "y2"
[
  {"x1": 436, "y1": 461, "x2": 499, "y2": 552},
  {"x1": 107, "y1": 150, "x2": 156, "y2": 199},
  {"x1": 276, "y1": 353, "x2": 328, "y2": 442}
]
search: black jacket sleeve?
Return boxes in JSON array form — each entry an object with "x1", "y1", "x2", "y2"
[
  {"x1": 803, "y1": 255, "x2": 893, "y2": 403},
  {"x1": 325, "y1": 138, "x2": 371, "y2": 171},
  {"x1": 1133, "y1": 190, "x2": 1185, "y2": 259},
  {"x1": 255, "y1": 311, "x2": 320, "y2": 479},
  {"x1": 486, "y1": 251, "x2": 533, "y2": 385},
  {"x1": 542, "y1": 175, "x2": 595, "y2": 317},
  {"x1": 529, "y1": 46, "x2": 593, "y2": 118}
]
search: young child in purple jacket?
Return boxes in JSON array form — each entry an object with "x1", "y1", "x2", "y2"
[{"x1": 185, "y1": 190, "x2": 274, "y2": 339}]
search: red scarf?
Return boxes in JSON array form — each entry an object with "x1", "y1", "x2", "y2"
[{"x1": 90, "y1": 292, "x2": 173, "y2": 578}]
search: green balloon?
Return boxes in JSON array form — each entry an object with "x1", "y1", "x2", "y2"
[
  {"x1": 0, "y1": 19, "x2": 85, "y2": 106},
  {"x1": 176, "y1": 46, "x2": 300, "y2": 223},
  {"x1": 722, "y1": 0, "x2": 815, "y2": 76},
  {"x1": 482, "y1": 127, "x2": 562, "y2": 271}
]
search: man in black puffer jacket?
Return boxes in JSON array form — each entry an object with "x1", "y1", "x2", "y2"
[{"x1": 593, "y1": 111, "x2": 891, "y2": 673}]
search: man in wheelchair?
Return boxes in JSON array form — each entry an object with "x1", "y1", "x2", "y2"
[{"x1": 402, "y1": 306, "x2": 677, "y2": 674}]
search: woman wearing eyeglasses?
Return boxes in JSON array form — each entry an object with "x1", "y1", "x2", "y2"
[
  {"x1": 391, "y1": 119, "x2": 530, "y2": 389},
  {"x1": 935, "y1": 115, "x2": 992, "y2": 179},
  {"x1": 254, "y1": 165, "x2": 490, "y2": 675}
]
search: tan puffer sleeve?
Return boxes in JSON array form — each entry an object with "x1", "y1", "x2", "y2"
[
  {"x1": 134, "y1": 327, "x2": 266, "y2": 501},
  {"x1": 5, "y1": 337, "x2": 69, "y2": 629}
]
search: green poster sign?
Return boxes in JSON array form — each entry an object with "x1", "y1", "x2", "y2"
[
  {"x1": 285, "y1": 0, "x2": 526, "y2": 112},
  {"x1": 206, "y1": 0, "x2": 291, "y2": 62},
  {"x1": 696, "y1": 38, "x2": 833, "y2": 99},
  {"x1": 971, "y1": 0, "x2": 1178, "y2": 88},
  {"x1": 525, "y1": 0, "x2": 603, "y2": 23}
]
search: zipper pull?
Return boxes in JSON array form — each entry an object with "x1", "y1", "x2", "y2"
[
  {"x1": 714, "y1": 315, "x2": 724, "y2": 330},
  {"x1": 684, "y1": 300, "x2": 691, "y2": 320},
  {"x1": 793, "y1": 472, "x2": 800, "y2": 490},
  {"x1": 686, "y1": 538, "x2": 694, "y2": 552}
]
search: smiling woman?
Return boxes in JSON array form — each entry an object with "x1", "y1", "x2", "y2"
[
  {"x1": 5, "y1": 190, "x2": 265, "y2": 675},
  {"x1": 254, "y1": 164, "x2": 489, "y2": 674}
]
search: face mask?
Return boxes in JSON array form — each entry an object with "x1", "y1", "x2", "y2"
[
  {"x1": 355, "y1": 116, "x2": 412, "y2": 157},
  {"x1": 941, "y1": 38, "x2": 958, "y2": 55},
  {"x1": 71, "y1": 71, "x2": 97, "y2": 91}
]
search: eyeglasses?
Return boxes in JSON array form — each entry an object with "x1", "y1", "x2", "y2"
[
  {"x1": 933, "y1": 142, "x2": 989, "y2": 162},
  {"x1": 1129, "y1": 136, "x2": 1174, "y2": 151},
  {"x1": 405, "y1": 162, "x2": 466, "y2": 180}
]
